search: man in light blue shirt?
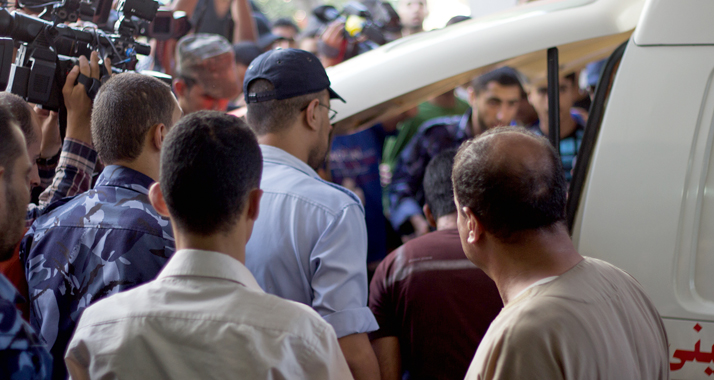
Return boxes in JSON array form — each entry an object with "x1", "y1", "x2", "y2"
[{"x1": 244, "y1": 48, "x2": 380, "y2": 380}]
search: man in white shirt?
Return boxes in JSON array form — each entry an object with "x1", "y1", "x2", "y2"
[
  {"x1": 65, "y1": 111, "x2": 352, "y2": 380},
  {"x1": 453, "y1": 127, "x2": 669, "y2": 380}
]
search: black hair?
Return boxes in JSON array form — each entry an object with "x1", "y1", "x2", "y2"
[
  {"x1": 273, "y1": 17, "x2": 299, "y2": 33},
  {"x1": 0, "y1": 104, "x2": 21, "y2": 178},
  {"x1": 452, "y1": 127, "x2": 566, "y2": 242},
  {"x1": 424, "y1": 148, "x2": 457, "y2": 219},
  {"x1": 92, "y1": 73, "x2": 176, "y2": 164},
  {"x1": 245, "y1": 79, "x2": 321, "y2": 135},
  {"x1": 160, "y1": 111, "x2": 263, "y2": 235},
  {"x1": 471, "y1": 67, "x2": 524, "y2": 94},
  {"x1": 0, "y1": 92, "x2": 36, "y2": 145}
]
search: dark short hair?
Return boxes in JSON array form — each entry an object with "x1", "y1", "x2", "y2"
[
  {"x1": 273, "y1": 17, "x2": 299, "y2": 33},
  {"x1": 245, "y1": 79, "x2": 320, "y2": 135},
  {"x1": 471, "y1": 67, "x2": 524, "y2": 95},
  {"x1": 424, "y1": 148, "x2": 457, "y2": 219},
  {"x1": 452, "y1": 127, "x2": 566, "y2": 242},
  {"x1": 0, "y1": 92, "x2": 36, "y2": 145},
  {"x1": 0, "y1": 104, "x2": 21, "y2": 177},
  {"x1": 91, "y1": 73, "x2": 176, "y2": 164},
  {"x1": 160, "y1": 111, "x2": 263, "y2": 235}
]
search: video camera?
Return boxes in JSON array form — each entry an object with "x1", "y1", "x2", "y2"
[
  {"x1": 313, "y1": 1, "x2": 400, "y2": 61},
  {"x1": 0, "y1": 0, "x2": 189, "y2": 113}
]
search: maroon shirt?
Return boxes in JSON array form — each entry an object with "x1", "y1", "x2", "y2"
[{"x1": 369, "y1": 229, "x2": 503, "y2": 380}]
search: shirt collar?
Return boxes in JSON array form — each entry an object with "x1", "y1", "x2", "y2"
[
  {"x1": 95, "y1": 165, "x2": 155, "y2": 195},
  {"x1": 0, "y1": 273, "x2": 22, "y2": 304},
  {"x1": 157, "y1": 249, "x2": 264, "y2": 292},
  {"x1": 260, "y1": 145, "x2": 319, "y2": 179}
]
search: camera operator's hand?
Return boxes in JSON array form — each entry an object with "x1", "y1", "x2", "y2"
[
  {"x1": 62, "y1": 51, "x2": 109, "y2": 145},
  {"x1": 319, "y1": 20, "x2": 346, "y2": 68}
]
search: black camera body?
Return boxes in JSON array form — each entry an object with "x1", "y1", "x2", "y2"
[
  {"x1": 313, "y1": 1, "x2": 400, "y2": 61},
  {"x1": 0, "y1": 0, "x2": 160, "y2": 111}
]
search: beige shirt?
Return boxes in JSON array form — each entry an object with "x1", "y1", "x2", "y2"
[
  {"x1": 65, "y1": 249, "x2": 353, "y2": 380},
  {"x1": 465, "y1": 257, "x2": 669, "y2": 380}
]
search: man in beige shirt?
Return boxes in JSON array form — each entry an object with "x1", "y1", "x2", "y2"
[{"x1": 452, "y1": 127, "x2": 669, "y2": 380}]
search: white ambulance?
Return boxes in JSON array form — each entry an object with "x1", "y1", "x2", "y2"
[{"x1": 329, "y1": 0, "x2": 714, "y2": 378}]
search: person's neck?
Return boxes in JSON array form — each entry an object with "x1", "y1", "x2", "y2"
[
  {"x1": 429, "y1": 91, "x2": 457, "y2": 109},
  {"x1": 114, "y1": 155, "x2": 160, "y2": 182},
  {"x1": 485, "y1": 224, "x2": 583, "y2": 305},
  {"x1": 435, "y1": 213, "x2": 457, "y2": 230},
  {"x1": 538, "y1": 112, "x2": 577, "y2": 139},
  {"x1": 470, "y1": 112, "x2": 487, "y2": 136},
  {"x1": 258, "y1": 130, "x2": 310, "y2": 166},
  {"x1": 173, "y1": 227, "x2": 248, "y2": 264}
]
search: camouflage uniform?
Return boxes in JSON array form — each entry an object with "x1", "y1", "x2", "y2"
[
  {"x1": 20, "y1": 165, "x2": 175, "y2": 380},
  {"x1": 0, "y1": 273, "x2": 52, "y2": 379},
  {"x1": 387, "y1": 110, "x2": 473, "y2": 229}
]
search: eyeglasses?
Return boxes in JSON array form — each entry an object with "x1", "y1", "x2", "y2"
[
  {"x1": 301, "y1": 102, "x2": 338, "y2": 121},
  {"x1": 318, "y1": 103, "x2": 338, "y2": 121}
]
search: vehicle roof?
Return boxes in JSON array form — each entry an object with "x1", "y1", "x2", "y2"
[{"x1": 329, "y1": 0, "x2": 644, "y2": 134}]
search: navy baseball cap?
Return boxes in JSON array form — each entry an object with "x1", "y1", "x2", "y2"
[{"x1": 243, "y1": 48, "x2": 345, "y2": 104}]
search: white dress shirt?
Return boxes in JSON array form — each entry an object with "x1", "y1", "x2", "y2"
[{"x1": 65, "y1": 249, "x2": 353, "y2": 380}]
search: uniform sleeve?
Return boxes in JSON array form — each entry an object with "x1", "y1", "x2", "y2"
[
  {"x1": 0, "y1": 294, "x2": 53, "y2": 380},
  {"x1": 309, "y1": 203, "x2": 378, "y2": 338}
]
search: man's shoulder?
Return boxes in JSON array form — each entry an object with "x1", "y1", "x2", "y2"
[
  {"x1": 374, "y1": 230, "x2": 474, "y2": 285},
  {"x1": 261, "y1": 165, "x2": 363, "y2": 213},
  {"x1": 30, "y1": 183, "x2": 168, "y2": 237},
  {"x1": 77, "y1": 278, "x2": 332, "y2": 341},
  {"x1": 416, "y1": 114, "x2": 464, "y2": 137}
]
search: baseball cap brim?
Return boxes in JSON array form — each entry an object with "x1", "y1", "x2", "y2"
[{"x1": 328, "y1": 87, "x2": 345, "y2": 103}]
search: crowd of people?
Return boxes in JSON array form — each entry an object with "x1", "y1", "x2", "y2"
[{"x1": 0, "y1": 0, "x2": 673, "y2": 379}]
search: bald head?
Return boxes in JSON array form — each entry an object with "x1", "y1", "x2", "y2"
[{"x1": 452, "y1": 127, "x2": 566, "y2": 241}]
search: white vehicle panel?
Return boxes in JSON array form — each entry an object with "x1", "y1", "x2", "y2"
[
  {"x1": 634, "y1": 0, "x2": 714, "y2": 45},
  {"x1": 329, "y1": 0, "x2": 644, "y2": 132}
]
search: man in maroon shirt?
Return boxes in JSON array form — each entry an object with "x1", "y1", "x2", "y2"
[{"x1": 369, "y1": 148, "x2": 503, "y2": 380}]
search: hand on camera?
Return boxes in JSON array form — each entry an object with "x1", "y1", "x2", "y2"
[{"x1": 62, "y1": 51, "x2": 111, "y2": 145}]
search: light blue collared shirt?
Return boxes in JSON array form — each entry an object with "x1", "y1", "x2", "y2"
[{"x1": 246, "y1": 145, "x2": 378, "y2": 338}]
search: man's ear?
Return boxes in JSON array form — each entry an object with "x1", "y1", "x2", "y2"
[
  {"x1": 173, "y1": 79, "x2": 186, "y2": 97},
  {"x1": 423, "y1": 204, "x2": 436, "y2": 228},
  {"x1": 152, "y1": 123, "x2": 167, "y2": 151},
  {"x1": 467, "y1": 86, "x2": 477, "y2": 107},
  {"x1": 148, "y1": 183, "x2": 170, "y2": 217},
  {"x1": 246, "y1": 188, "x2": 263, "y2": 222},
  {"x1": 463, "y1": 206, "x2": 483, "y2": 245},
  {"x1": 304, "y1": 98, "x2": 321, "y2": 132}
]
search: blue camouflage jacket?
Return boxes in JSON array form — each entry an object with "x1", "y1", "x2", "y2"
[
  {"x1": 387, "y1": 110, "x2": 473, "y2": 229},
  {"x1": 20, "y1": 165, "x2": 175, "y2": 380},
  {"x1": 0, "y1": 273, "x2": 52, "y2": 380}
]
